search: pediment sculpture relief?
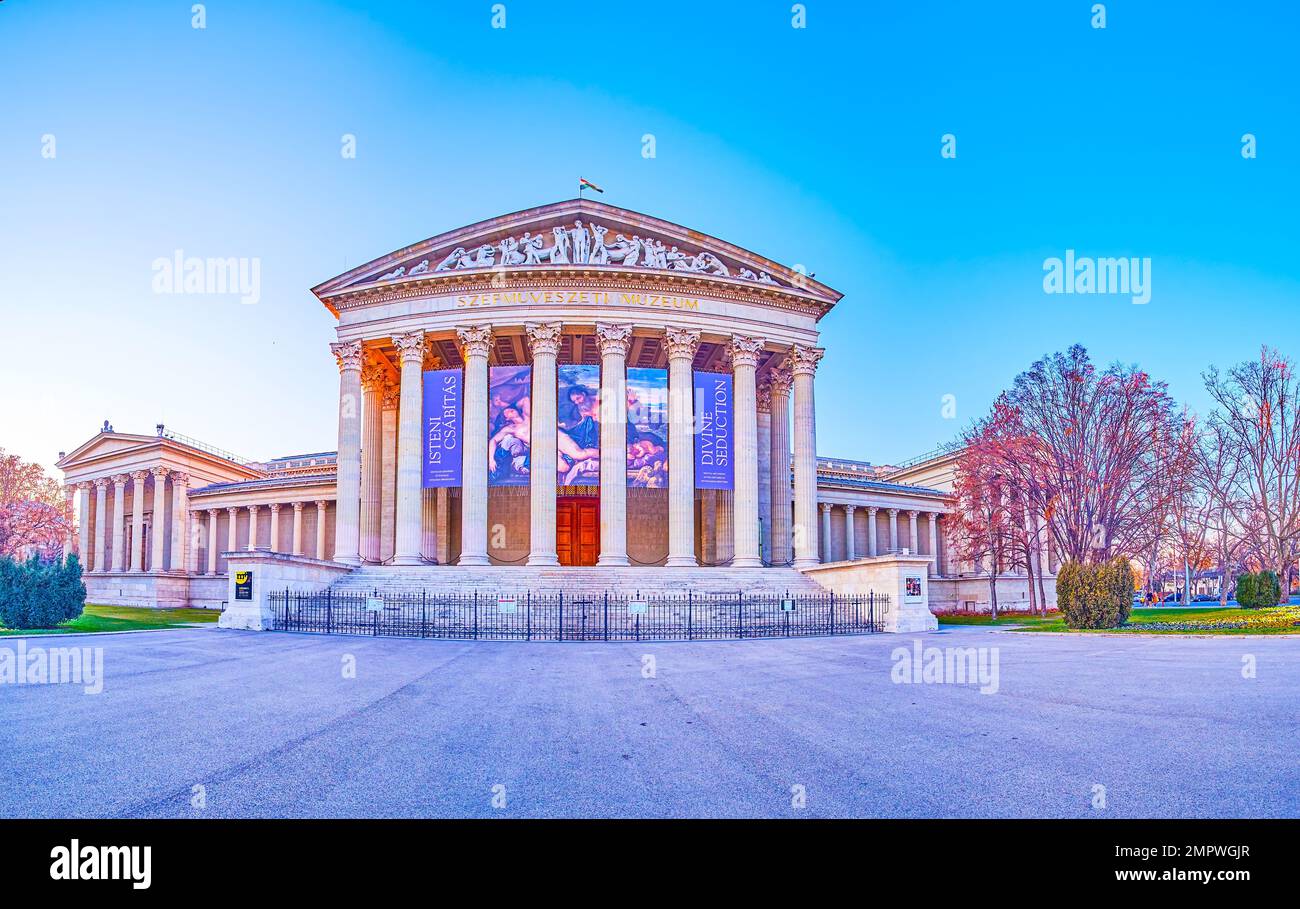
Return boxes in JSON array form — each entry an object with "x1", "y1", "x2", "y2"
[{"x1": 373, "y1": 220, "x2": 783, "y2": 287}]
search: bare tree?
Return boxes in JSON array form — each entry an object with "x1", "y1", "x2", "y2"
[{"x1": 1204, "y1": 347, "x2": 1300, "y2": 593}]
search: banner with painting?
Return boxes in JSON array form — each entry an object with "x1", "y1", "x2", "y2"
[
  {"x1": 488, "y1": 365, "x2": 532, "y2": 486},
  {"x1": 693, "y1": 371, "x2": 733, "y2": 489},
  {"x1": 422, "y1": 368, "x2": 462, "y2": 488},
  {"x1": 626, "y1": 367, "x2": 668, "y2": 488},
  {"x1": 557, "y1": 364, "x2": 601, "y2": 485}
]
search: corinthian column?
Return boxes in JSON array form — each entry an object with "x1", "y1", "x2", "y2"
[
  {"x1": 392, "y1": 330, "x2": 426, "y2": 565},
  {"x1": 888, "y1": 508, "x2": 899, "y2": 551},
  {"x1": 111, "y1": 474, "x2": 127, "y2": 571},
  {"x1": 247, "y1": 505, "x2": 260, "y2": 551},
  {"x1": 292, "y1": 502, "x2": 305, "y2": 556},
  {"x1": 595, "y1": 323, "x2": 633, "y2": 566},
  {"x1": 76, "y1": 482, "x2": 92, "y2": 567},
  {"x1": 788, "y1": 344, "x2": 824, "y2": 568},
  {"x1": 729, "y1": 335, "x2": 765, "y2": 568},
  {"x1": 207, "y1": 509, "x2": 219, "y2": 574},
  {"x1": 226, "y1": 506, "x2": 238, "y2": 554},
  {"x1": 150, "y1": 468, "x2": 168, "y2": 572},
  {"x1": 867, "y1": 506, "x2": 879, "y2": 556},
  {"x1": 526, "y1": 322, "x2": 563, "y2": 566},
  {"x1": 756, "y1": 381, "x2": 773, "y2": 565},
  {"x1": 664, "y1": 326, "x2": 700, "y2": 567},
  {"x1": 268, "y1": 503, "x2": 281, "y2": 553},
  {"x1": 844, "y1": 504, "x2": 857, "y2": 561},
  {"x1": 315, "y1": 500, "x2": 328, "y2": 559},
  {"x1": 170, "y1": 473, "x2": 189, "y2": 571},
  {"x1": 928, "y1": 512, "x2": 940, "y2": 576},
  {"x1": 131, "y1": 471, "x2": 147, "y2": 572},
  {"x1": 766, "y1": 366, "x2": 793, "y2": 566},
  {"x1": 359, "y1": 363, "x2": 385, "y2": 562},
  {"x1": 820, "y1": 502, "x2": 833, "y2": 562},
  {"x1": 93, "y1": 477, "x2": 109, "y2": 572},
  {"x1": 907, "y1": 510, "x2": 919, "y2": 555},
  {"x1": 457, "y1": 325, "x2": 493, "y2": 566},
  {"x1": 330, "y1": 339, "x2": 364, "y2": 565}
]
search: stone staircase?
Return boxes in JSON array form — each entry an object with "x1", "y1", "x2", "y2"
[{"x1": 327, "y1": 564, "x2": 828, "y2": 597}]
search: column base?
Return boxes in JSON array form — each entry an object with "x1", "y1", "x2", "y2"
[
  {"x1": 333, "y1": 555, "x2": 362, "y2": 567},
  {"x1": 391, "y1": 555, "x2": 422, "y2": 566},
  {"x1": 731, "y1": 557, "x2": 763, "y2": 569},
  {"x1": 527, "y1": 554, "x2": 560, "y2": 566},
  {"x1": 458, "y1": 553, "x2": 490, "y2": 566},
  {"x1": 596, "y1": 555, "x2": 629, "y2": 567},
  {"x1": 665, "y1": 555, "x2": 698, "y2": 568},
  {"x1": 792, "y1": 558, "x2": 819, "y2": 570}
]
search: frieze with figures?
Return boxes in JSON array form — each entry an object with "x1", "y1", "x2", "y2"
[{"x1": 373, "y1": 220, "x2": 784, "y2": 288}]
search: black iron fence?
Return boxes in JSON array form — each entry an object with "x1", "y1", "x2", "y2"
[{"x1": 270, "y1": 589, "x2": 888, "y2": 642}]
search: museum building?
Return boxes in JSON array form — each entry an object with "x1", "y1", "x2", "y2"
[{"x1": 56, "y1": 200, "x2": 1056, "y2": 631}]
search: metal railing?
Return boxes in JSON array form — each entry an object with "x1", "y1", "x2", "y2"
[{"x1": 270, "y1": 589, "x2": 889, "y2": 642}]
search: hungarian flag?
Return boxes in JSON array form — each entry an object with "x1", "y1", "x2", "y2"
[{"x1": 579, "y1": 177, "x2": 604, "y2": 194}]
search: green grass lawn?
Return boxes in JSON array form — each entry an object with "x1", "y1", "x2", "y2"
[
  {"x1": 0, "y1": 604, "x2": 220, "y2": 636},
  {"x1": 938, "y1": 606, "x2": 1300, "y2": 635}
]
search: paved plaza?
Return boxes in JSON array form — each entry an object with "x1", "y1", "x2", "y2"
[{"x1": 3, "y1": 626, "x2": 1296, "y2": 818}]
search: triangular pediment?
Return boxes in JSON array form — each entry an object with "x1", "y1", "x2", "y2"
[
  {"x1": 57, "y1": 432, "x2": 160, "y2": 468},
  {"x1": 313, "y1": 199, "x2": 842, "y2": 306}
]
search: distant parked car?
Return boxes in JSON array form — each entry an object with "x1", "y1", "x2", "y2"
[
  {"x1": 1192, "y1": 594, "x2": 1217, "y2": 603},
  {"x1": 1162, "y1": 593, "x2": 1179, "y2": 603}
]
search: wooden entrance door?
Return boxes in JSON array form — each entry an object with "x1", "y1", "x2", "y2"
[{"x1": 557, "y1": 498, "x2": 599, "y2": 566}]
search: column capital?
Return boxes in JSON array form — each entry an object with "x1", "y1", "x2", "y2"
[
  {"x1": 756, "y1": 380, "x2": 773, "y2": 414},
  {"x1": 381, "y1": 379, "x2": 401, "y2": 410},
  {"x1": 131, "y1": 469, "x2": 149, "y2": 483},
  {"x1": 595, "y1": 322, "x2": 633, "y2": 357},
  {"x1": 76, "y1": 480, "x2": 93, "y2": 491},
  {"x1": 111, "y1": 473, "x2": 129, "y2": 487},
  {"x1": 361, "y1": 363, "x2": 387, "y2": 390},
  {"x1": 787, "y1": 344, "x2": 825, "y2": 377},
  {"x1": 868, "y1": 506, "x2": 879, "y2": 516},
  {"x1": 455, "y1": 325, "x2": 494, "y2": 359},
  {"x1": 729, "y1": 335, "x2": 766, "y2": 368},
  {"x1": 315, "y1": 500, "x2": 328, "y2": 509},
  {"x1": 767, "y1": 363, "x2": 793, "y2": 395},
  {"x1": 293, "y1": 501, "x2": 305, "y2": 512},
  {"x1": 524, "y1": 321, "x2": 564, "y2": 357},
  {"x1": 248, "y1": 504, "x2": 260, "y2": 512},
  {"x1": 227, "y1": 506, "x2": 239, "y2": 516},
  {"x1": 820, "y1": 501, "x2": 834, "y2": 514},
  {"x1": 331, "y1": 339, "x2": 365, "y2": 372},
  {"x1": 843, "y1": 503, "x2": 856, "y2": 514},
  {"x1": 171, "y1": 472, "x2": 189, "y2": 489},
  {"x1": 268, "y1": 503, "x2": 282, "y2": 513},
  {"x1": 207, "y1": 508, "x2": 220, "y2": 517},
  {"x1": 93, "y1": 476, "x2": 110, "y2": 489},
  {"x1": 423, "y1": 344, "x2": 443, "y2": 371},
  {"x1": 151, "y1": 466, "x2": 169, "y2": 480},
  {"x1": 907, "y1": 509, "x2": 919, "y2": 518},
  {"x1": 888, "y1": 508, "x2": 899, "y2": 517},
  {"x1": 663, "y1": 326, "x2": 701, "y2": 361},
  {"x1": 393, "y1": 329, "x2": 426, "y2": 365}
]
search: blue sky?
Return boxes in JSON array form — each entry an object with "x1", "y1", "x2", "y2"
[{"x1": 2, "y1": 0, "x2": 1297, "y2": 473}]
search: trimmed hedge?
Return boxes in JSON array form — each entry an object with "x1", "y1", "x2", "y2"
[
  {"x1": 1056, "y1": 556, "x2": 1134, "y2": 629},
  {"x1": 1235, "y1": 570, "x2": 1281, "y2": 609},
  {"x1": 0, "y1": 554, "x2": 87, "y2": 630}
]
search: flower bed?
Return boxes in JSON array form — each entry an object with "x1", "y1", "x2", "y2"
[{"x1": 1123, "y1": 606, "x2": 1300, "y2": 632}]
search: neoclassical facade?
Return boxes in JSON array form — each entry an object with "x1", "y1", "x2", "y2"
[{"x1": 56, "y1": 199, "x2": 1029, "y2": 625}]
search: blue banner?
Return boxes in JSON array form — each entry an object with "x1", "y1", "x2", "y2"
[
  {"x1": 626, "y1": 367, "x2": 668, "y2": 488},
  {"x1": 693, "y1": 371, "x2": 733, "y2": 490},
  {"x1": 423, "y1": 368, "x2": 462, "y2": 487}
]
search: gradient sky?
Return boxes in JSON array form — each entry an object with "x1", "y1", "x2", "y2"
[{"x1": 2, "y1": 1, "x2": 1297, "y2": 475}]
